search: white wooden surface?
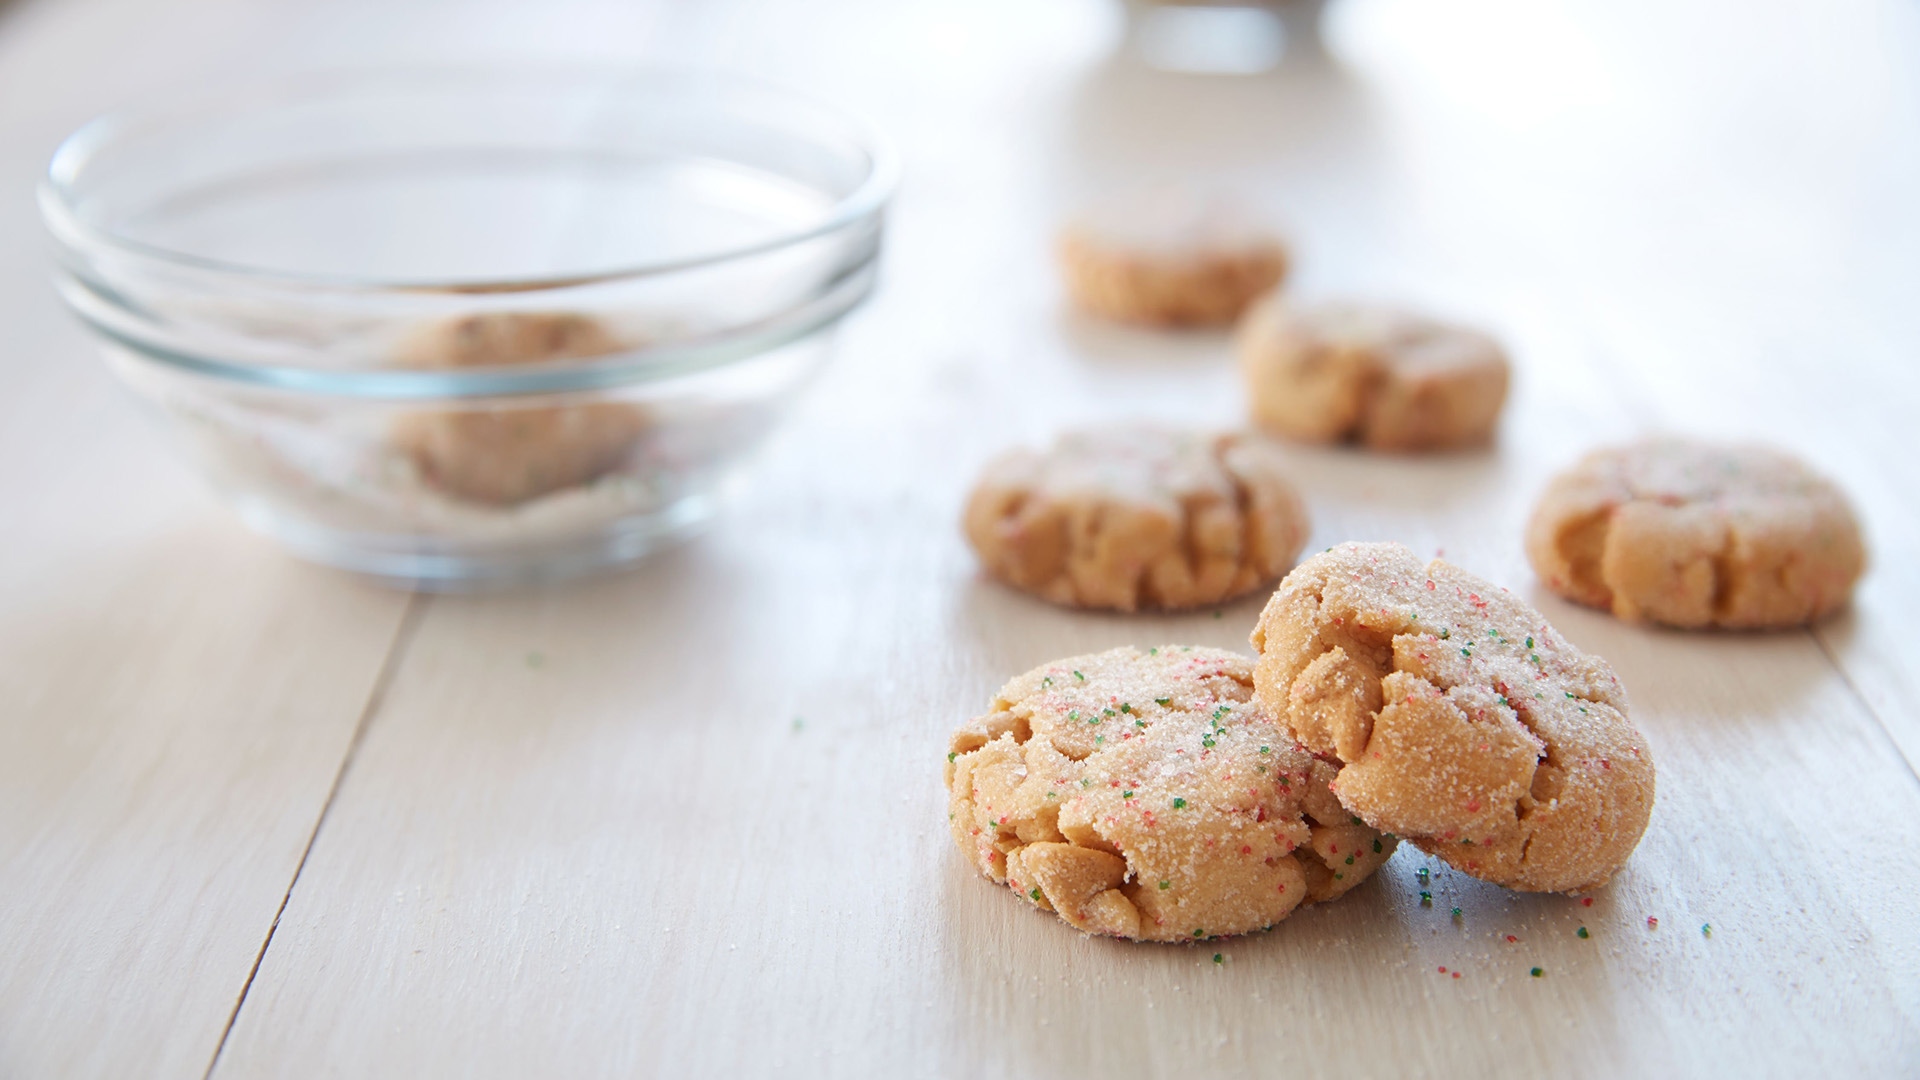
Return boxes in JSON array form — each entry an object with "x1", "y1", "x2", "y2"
[{"x1": 2, "y1": 0, "x2": 1918, "y2": 1077}]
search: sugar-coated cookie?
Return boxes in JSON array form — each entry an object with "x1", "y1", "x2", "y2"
[
  {"x1": 947, "y1": 646, "x2": 1395, "y2": 941},
  {"x1": 391, "y1": 313, "x2": 647, "y2": 505},
  {"x1": 1059, "y1": 190, "x2": 1288, "y2": 328},
  {"x1": 1250, "y1": 543, "x2": 1654, "y2": 893},
  {"x1": 1526, "y1": 438, "x2": 1865, "y2": 629},
  {"x1": 1238, "y1": 299, "x2": 1509, "y2": 451},
  {"x1": 964, "y1": 429, "x2": 1310, "y2": 612}
]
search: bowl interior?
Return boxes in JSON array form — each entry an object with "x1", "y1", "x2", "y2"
[{"x1": 52, "y1": 70, "x2": 886, "y2": 287}]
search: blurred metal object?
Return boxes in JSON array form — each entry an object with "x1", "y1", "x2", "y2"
[{"x1": 1127, "y1": 0, "x2": 1326, "y2": 74}]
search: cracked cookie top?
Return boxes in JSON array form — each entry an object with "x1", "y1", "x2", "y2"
[
  {"x1": 1526, "y1": 437, "x2": 1865, "y2": 629},
  {"x1": 962, "y1": 429, "x2": 1310, "y2": 612},
  {"x1": 1238, "y1": 299, "x2": 1510, "y2": 451},
  {"x1": 946, "y1": 646, "x2": 1394, "y2": 942},
  {"x1": 1250, "y1": 542, "x2": 1654, "y2": 893}
]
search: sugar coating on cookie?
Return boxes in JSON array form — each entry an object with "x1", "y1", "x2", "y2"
[
  {"x1": 1238, "y1": 299, "x2": 1510, "y2": 451},
  {"x1": 1250, "y1": 543, "x2": 1654, "y2": 893},
  {"x1": 1526, "y1": 438, "x2": 1865, "y2": 629},
  {"x1": 1059, "y1": 190, "x2": 1288, "y2": 328},
  {"x1": 391, "y1": 312, "x2": 648, "y2": 505},
  {"x1": 947, "y1": 646, "x2": 1395, "y2": 941},
  {"x1": 963, "y1": 429, "x2": 1310, "y2": 612}
]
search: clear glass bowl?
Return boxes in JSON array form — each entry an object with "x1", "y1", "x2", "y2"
[{"x1": 41, "y1": 69, "x2": 894, "y2": 587}]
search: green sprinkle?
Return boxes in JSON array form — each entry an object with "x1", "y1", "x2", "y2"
[
  {"x1": 947, "y1": 752, "x2": 957, "y2": 762},
  {"x1": 1045, "y1": 792, "x2": 1056, "y2": 799},
  {"x1": 1420, "y1": 891, "x2": 1433, "y2": 906},
  {"x1": 1576, "y1": 926, "x2": 1590, "y2": 939},
  {"x1": 1461, "y1": 838, "x2": 1474, "y2": 846},
  {"x1": 1102, "y1": 708, "x2": 1115, "y2": 717},
  {"x1": 1702, "y1": 923, "x2": 1712, "y2": 938},
  {"x1": 1451, "y1": 907, "x2": 1463, "y2": 919},
  {"x1": 1149, "y1": 648, "x2": 1158, "y2": 655},
  {"x1": 1094, "y1": 735, "x2": 1104, "y2": 744},
  {"x1": 1440, "y1": 628, "x2": 1451, "y2": 640},
  {"x1": 1345, "y1": 856, "x2": 1355, "y2": 865},
  {"x1": 1120, "y1": 704, "x2": 1132, "y2": 714},
  {"x1": 1416, "y1": 868, "x2": 1430, "y2": 885},
  {"x1": 1351, "y1": 816, "x2": 1364, "y2": 826},
  {"x1": 1202, "y1": 737, "x2": 1216, "y2": 748},
  {"x1": 1259, "y1": 746, "x2": 1270, "y2": 754},
  {"x1": 1123, "y1": 790, "x2": 1134, "y2": 799},
  {"x1": 1155, "y1": 697, "x2": 1172, "y2": 706},
  {"x1": 1072, "y1": 670, "x2": 1085, "y2": 681},
  {"x1": 1173, "y1": 797, "x2": 1188, "y2": 809},
  {"x1": 1030, "y1": 888, "x2": 1041, "y2": 901},
  {"x1": 1068, "y1": 711, "x2": 1079, "y2": 721},
  {"x1": 1193, "y1": 928, "x2": 1205, "y2": 938},
  {"x1": 1043, "y1": 677, "x2": 1053, "y2": 686},
  {"x1": 1081, "y1": 779, "x2": 1091, "y2": 788},
  {"x1": 1159, "y1": 880, "x2": 1172, "y2": 890},
  {"x1": 1525, "y1": 636, "x2": 1534, "y2": 648},
  {"x1": 1531, "y1": 967, "x2": 1544, "y2": 978},
  {"x1": 1213, "y1": 953, "x2": 1223, "y2": 964},
  {"x1": 1461, "y1": 648, "x2": 1472, "y2": 658},
  {"x1": 1372, "y1": 839, "x2": 1383, "y2": 853},
  {"x1": 1135, "y1": 719, "x2": 1147, "y2": 728},
  {"x1": 1334, "y1": 873, "x2": 1344, "y2": 880}
]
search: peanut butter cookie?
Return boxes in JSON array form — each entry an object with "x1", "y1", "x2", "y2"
[
  {"x1": 947, "y1": 646, "x2": 1395, "y2": 941},
  {"x1": 963, "y1": 429, "x2": 1310, "y2": 612},
  {"x1": 1526, "y1": 438, "x2": 1865, "y2": 629},
  {"x1": 1250, "y1": 542, "x2": 1654, "y2": 893},
  {"x1": 1238, "y1": 299, "x2": 1509, "y2": 451},
  {"x1": 391, "y1": 312, "x2": 648, "y2": 505},
  {"x1": 1058, "y1": 190, "x2": 1288, "y2": 328}
]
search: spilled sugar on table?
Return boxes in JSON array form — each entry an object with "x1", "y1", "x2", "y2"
[{"x1": 0, "y1": 0, "x2": 1916, "y2": 1076}]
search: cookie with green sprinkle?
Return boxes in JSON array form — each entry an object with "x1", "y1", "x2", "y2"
[
  {"x1": 1250, "y1": 542, "x2": 1654, "y2": 893},
  {"x1": 946, "y1": 645, "x2": 1394, "y2": 941}
]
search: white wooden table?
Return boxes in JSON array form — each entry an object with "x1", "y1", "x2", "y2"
[{"x1": 3, "y1": 0, "x2": 1917, "y2": 1075}]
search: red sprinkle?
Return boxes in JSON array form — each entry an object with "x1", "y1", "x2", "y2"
[
  {"x1": 1438, "y1": 966, "x2": 1447, "y2": 973},
  {"x1": 1582, "y1": 898, "x2": 1594, "y2": 907},
  {"x1": 1647, "y1": 917, "x2": 1659, "y2": 929},
  {"x1": 1505, "y1": 935, "x2": 1518, "y2": 943}
]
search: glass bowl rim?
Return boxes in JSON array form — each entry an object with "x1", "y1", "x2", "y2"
[{"x1": 39, "y1": 64, "x2": 900, "y2": 293}]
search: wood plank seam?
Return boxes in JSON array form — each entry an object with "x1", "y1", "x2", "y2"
[
  {"x1": 1809, "y1": 626, "x2": 1920, "y2": 785},
  {"x1": 199, "y1": 591, "x2": 432, "y2": 1080}
]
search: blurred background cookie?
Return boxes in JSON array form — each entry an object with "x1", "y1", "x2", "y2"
[
  {"x1": 963, "y1": 428, "x2": 1309, "y2": 612},
  {"x1": 947, "y1": 645, "x2": 1394, "y2": 941},
  {"x1": 1526, "y1": 438, "x2": 1866, "y2": 629},
  {"x1": 1238, "y1": 299, "x2": 1509, "y2": 451},
  {"x1": 391, "y1": 312, "x2": 650, "y2": 506},
  {"x1": 1251, "y1": 542, "x2": 1655, "y2": 894},
  {"x1": 1058, "y1": 188, "x2": 1288, "y2": 328}
]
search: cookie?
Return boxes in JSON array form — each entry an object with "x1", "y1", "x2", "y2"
[
  {"x1": 1058, "y1": 190, "x2": 1288, "y2": 328},
  {"x1": 391, "y1": 313, "x2": 649, "y2": 505},
  {"x1": 1526, "y1": 438, "x2": 1866, "y2": 629},
  {"x1": 1238, "y1": 299, "x2": 1509, "y2": 451},
  {"x1": 1250, "y1": 542, "x2": 1654, "y2": 893},
  {"x1": 946, "y1": 646, "x2": 1396, "y2": 941},
  {"x1": 963, "y1": 429, "x2": 1310, "y2": 612}
]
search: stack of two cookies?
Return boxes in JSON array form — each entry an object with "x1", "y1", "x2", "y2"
[{"x1": 948, "y1": 541, "x2": 1656, "y2": 941}]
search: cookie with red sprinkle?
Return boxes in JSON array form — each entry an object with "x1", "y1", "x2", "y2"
[
  {"x1": 1250, "y1": 542, "x2": 1654, "y2": 893},
  {"x1": 946, "y1": 646, "x2": 1393, "y2": 941}
]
